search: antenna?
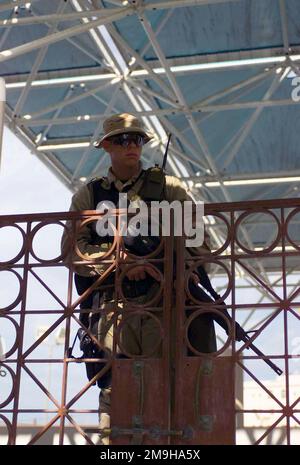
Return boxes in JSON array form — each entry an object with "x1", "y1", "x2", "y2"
[{"x1": 162, "y1": 133, "x2": 172, "y2": 171}]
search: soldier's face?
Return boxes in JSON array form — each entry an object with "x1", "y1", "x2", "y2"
[{"x1": 101, "y1": 137, "x2": 143, "y2": 169}]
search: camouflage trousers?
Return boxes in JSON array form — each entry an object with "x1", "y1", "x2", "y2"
[
  {"x1": 91, "y1": 282, "x2": 163, "y2": 444},
  {"x1": 96, "y1": 282, "x2": 162, "y2": 417}
]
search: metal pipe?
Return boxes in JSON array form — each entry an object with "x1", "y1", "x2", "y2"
[
  {"x1": 0, "y1": 78, "x2": 5, "y2": 170},
  {"x1": 0, "y1": 7, "x2": 133, "y2": 63}
]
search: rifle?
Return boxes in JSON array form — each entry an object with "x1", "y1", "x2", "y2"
[
  {"x1": 189, "y1": 266, "x2": 283, "y2": 376},
  {"x1": 123, "y1": 132, "x2": 283, "y2": 376},
  {"x1": 123, "y1": 230, "x2": 282, "y2": 376}
]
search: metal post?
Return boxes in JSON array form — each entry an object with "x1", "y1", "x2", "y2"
[{"x1": 0, "y1": 78, "x2": 5, "y2": 170}]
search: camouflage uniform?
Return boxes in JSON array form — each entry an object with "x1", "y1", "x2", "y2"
[{"x1": 61, "y1": 162, "x2": 213, "y2": 442}]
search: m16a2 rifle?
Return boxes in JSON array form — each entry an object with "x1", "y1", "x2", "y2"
[
  {"x1": 188, "y1": 267, "x2": 283, "y2": 376},
  {"x1": 123, "y1": 133, "x2": 283, "y2": 377},
  {"x1": 124, "y1": 231, "x2": 283, "y2": 376}
]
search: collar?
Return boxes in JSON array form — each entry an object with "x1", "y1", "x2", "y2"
[{"x1": 106, "y1": 161, "x2": 144, "y2": 192}]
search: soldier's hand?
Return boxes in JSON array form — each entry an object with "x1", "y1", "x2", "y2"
[
  {"x1": 121, "y1": 252, "x2": 161, "y2": 281},
  {"x1": 174, "y1": 271, "x2": 200, "y2": 289},
  {"x1": 190, "y1": 272, "x2": 200, "y2": 286},
  {"x1": 126, "y1": 264, "x2": 160, "y2": 281}
]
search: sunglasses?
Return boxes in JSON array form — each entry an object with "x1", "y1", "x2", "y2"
[{"x1": 107, "y1": 132, "x2": 147, "y2": 147}]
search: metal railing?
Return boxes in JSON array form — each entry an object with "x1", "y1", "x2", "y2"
[{"x1": 0, "y1": 198, "x2": 300, "y2": 445}]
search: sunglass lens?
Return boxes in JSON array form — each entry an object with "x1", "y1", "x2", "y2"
[{"x1": 110, "y1": 133, "x2": 145, "y2": 147}]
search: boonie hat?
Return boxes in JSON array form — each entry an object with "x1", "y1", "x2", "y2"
[{"x1": 94, "y1": 113, "x2": 154, "y2": 148}]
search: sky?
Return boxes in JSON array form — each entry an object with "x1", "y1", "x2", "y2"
[{"x1": 0, "y1": 126, "x2": 72, "y2": 215}]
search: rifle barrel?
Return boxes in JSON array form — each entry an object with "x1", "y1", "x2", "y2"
[
  {"x1": 241, "y1": 335, "x2": 283, "y2": 376},
  {"x1": 193, "y1": 282, "x2": 283, "y2": 376}
]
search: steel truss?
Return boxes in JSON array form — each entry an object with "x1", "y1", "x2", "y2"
[
  {"x1": 0, "y1": 0, "x2": 300, "y2": 292},
  {"x1": 0, "y1": 0, "x2": 298, "y2": 197}
]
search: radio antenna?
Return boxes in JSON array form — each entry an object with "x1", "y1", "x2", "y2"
[{"x1": 162, "y1": 133, "x2": 172, "y2": 171}]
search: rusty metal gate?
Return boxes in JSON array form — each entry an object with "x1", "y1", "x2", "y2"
[
  {"x1": 0, "y1": 198, "x2": 300, "y2": 445},
  {"x1": 110, "y1": 226, "x2": 235, "y2": 445}
]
